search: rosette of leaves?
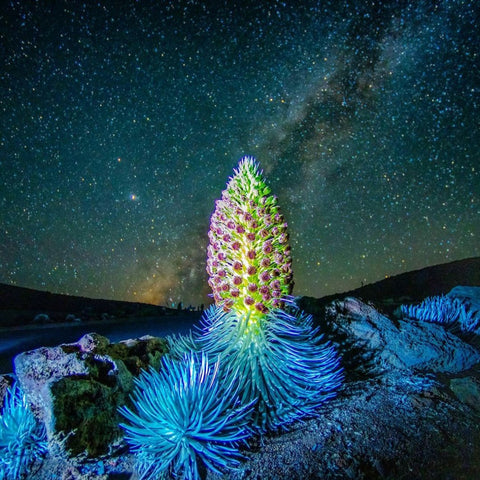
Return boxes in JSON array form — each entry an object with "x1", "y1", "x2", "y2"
[
  {"x1": 119, "y1": 351, "x2": 253, "y2": 480},
  {"x1": 401, "y1": 294, "x2": 480, "y2": 333},
  {"x1": 0, "y1": 382, "x2": 48, "y2": 480},
  {"x1": 170, "y1": 305, "x2": 343, "y2": 431},
  {"x1": 170, "y1": 156, "x2": 343, "y2": 431}
]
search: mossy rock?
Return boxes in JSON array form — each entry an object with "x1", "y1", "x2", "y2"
[
  {"x1": 107, "y1": 337, "x2": 169, "y2": 376},
  {"x1": 51, "y1": 376, "x2": 128, "y2": 456},
  {"x1": 47, "y1": 334, "x2": 169, "y2": 457}
]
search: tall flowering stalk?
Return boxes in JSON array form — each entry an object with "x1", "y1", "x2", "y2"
[
  {"x1": 171, "y1": 156, "x2": 343, "y2": 431},
  {"x1": 121, "y1": 156, "x2": 343, "y2": 477},
  {"x1": 207, "y1": 157, "x2": 293, "y2": 320}
]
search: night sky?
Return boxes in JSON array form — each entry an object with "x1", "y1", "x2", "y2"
[{"x1": 1, "y1": 0, "x2": 479, "y2": 308}]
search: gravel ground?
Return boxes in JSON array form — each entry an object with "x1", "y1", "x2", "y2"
[{"x1": 28, "y1": 365, "x2": 480, "y2": 480}]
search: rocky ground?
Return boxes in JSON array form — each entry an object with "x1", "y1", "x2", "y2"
[{"x1": 3, "y1": 288, "x2": 480, "y2": 479}]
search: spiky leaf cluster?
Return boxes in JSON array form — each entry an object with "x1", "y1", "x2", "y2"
[
  {"x1": 169, "y1": 305, "x2": 343, "y2": 431},
  {"x1": 0, "y1": 382, "x2": 48, "y2": 480},
  {"x1": 401, "y1": 294, "x2": 480, "y2": 333},
  {"x1": 122, "y1": 156, "x2": 343, "y2": 478},
  {"x1": 207, "y1": 157, "x2": 293, "y2": 317},
  {"x1": 119, "y1": 351, "x2": 253, "y2": 480}
]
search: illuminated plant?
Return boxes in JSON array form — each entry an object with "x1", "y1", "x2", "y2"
[
  {"x1": 401, "y1": 295, "x2": 480, "y2": 333},
  {"x1": 171, "y1": 156, "x2": 343, "y2": 431},
  {"x1": 119, "y1": 351, "x2": 252, "y2": 480},
  {"x1": 207, "y1": 156, "x2": 294, "y2": 316},
  {"x1": 0, "y1": 382, "x2": 48, "y2": 480}
]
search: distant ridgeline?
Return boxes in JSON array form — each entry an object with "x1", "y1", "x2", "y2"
[
  {"x1": 1, "y1": 256, "x2": 479, "y2": 326},
  {"x1": 298, "y1": 257, "x2": 480, "y2": 316},
  {"x1": 0, "y1": 283, "x2": 184, "y2": 327}
]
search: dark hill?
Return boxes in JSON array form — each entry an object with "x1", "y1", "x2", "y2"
[
  {"x1": 298, "y1": 256, "x2": 480, "y2": 316},
  {"x1": 0, "y1": 283, "x2": 181, "y2": 327},
  {"x1": 1, "y1": 257, "x2": 479, "y2": 327}
]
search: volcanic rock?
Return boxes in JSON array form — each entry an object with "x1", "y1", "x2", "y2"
[
  {"x1": 13, "y1": 295, "x2": 480, "y2": 479},
  {"x1": 14, "y1": 332, "x2": 168, "y2": 457},
  {"x1": 326, "y1": 296, "x2": 480, "y2": 374}
]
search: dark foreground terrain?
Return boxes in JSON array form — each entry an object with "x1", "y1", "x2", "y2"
[
  {"x1": 1, "y1": 257, "x2": 480, "y2": 479},
  {"x1": 11, "y1": 291, "x2": 480, "y2": 480}
]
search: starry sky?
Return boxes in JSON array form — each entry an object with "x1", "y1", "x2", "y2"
[{"x1": 1, "y1": 0, "x2": 479, "y2": 308}]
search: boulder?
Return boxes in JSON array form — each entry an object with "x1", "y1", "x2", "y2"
[
  {"x1": 448, "y1": 285, "x2": 480, "y2": 331},
  {"x1": 0, "y1": 374, "x2": 14, "y2": 409},
  {"x1": 449, "y1": 376, "x2": 480, "y2": 413},
  {"x1": 447, "y1": 285, "x2": 480, "y2": 310},
  {"x1": 14, "y1": 332, "x2": 168, "y2": 457},
  {"x1": 326, "y1": 297, "x2": 480, "y2": 374},
  {"x1": 33, "y1": 313, "x2": 50, "y2": 323}
]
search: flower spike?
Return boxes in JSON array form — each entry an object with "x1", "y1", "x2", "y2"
[{"x1": 207, "y1": 156, "x2": 294, "y2": 318}]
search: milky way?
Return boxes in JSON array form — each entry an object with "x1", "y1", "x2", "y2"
[{"x1": 1, "y1": 0, "x2": 479, "y2": 308}]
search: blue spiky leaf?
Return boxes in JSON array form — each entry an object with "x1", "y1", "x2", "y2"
[
  {"x1": 401, "y1": 294, "x2": 480, "y2": 332},
  {"x1": 119, "y1": 351, "x2": 253, "y2": 480},
  {"x1": 169, "y1": 305, "x2": 343, "y2": 432},
  {"x1": 0, "y1": 382, "x2": 48, "y2": 480}
]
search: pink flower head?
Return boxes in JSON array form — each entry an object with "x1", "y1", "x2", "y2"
[
  {"x1": 260, "y1": 271, "x2": 271, "y2": 283},
  {"x1": 223, "y1": 298, "x2": 234, "y2": 311},
  {"x1": 245, "y1": 296, "x2": 255, "y2": 306},
  {"x1": 282, "y1": 262, "x2": 292, "y2": 273},
  {"x1": 271, "y1": 279, "x2": 281, "y2": 290},
  {"x1": 259, "y1": 285, "x2": 269, "y2": 295},
  {"x1": 233, "y1": 261, "x2": 243, "y2": 271},
  {"x1": 262, "y1": 242, "x2": 273, "y2": 254},
  {"x1": 273, "y1": 252, "x2": 283, "y2": 264},
  {"x1": 255, "y1": 302, "x2": 267, "y2": 313},
  {"x1": 247, "y1": 265, "x2": 257, "y2": 276},
  {"x1": 261, "y1": 257, "x2": 271, "y2": 268}
]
